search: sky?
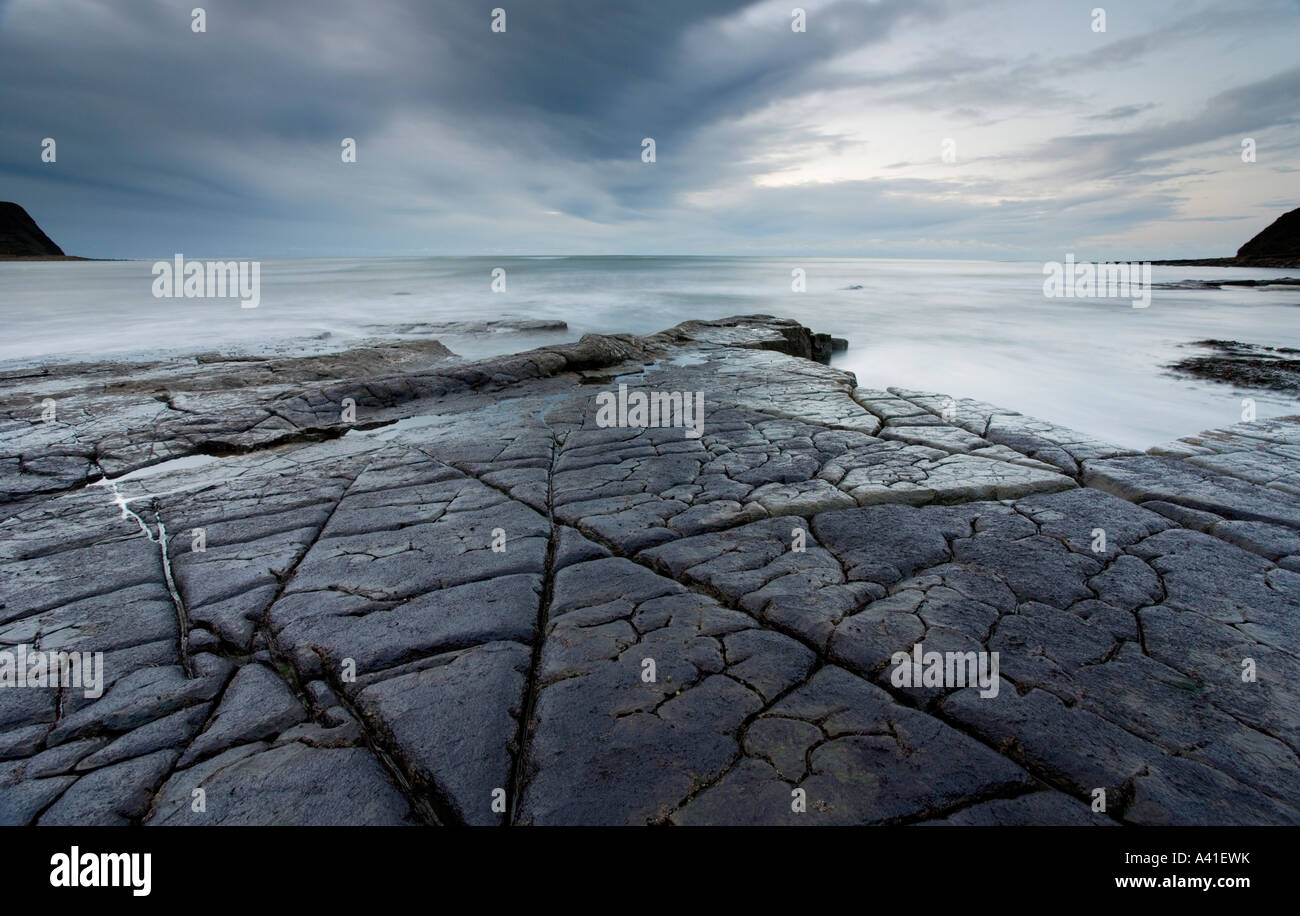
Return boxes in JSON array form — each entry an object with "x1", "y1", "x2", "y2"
[{"x1": 1, "y1": 0, "x2": 1298, "y2": 259}]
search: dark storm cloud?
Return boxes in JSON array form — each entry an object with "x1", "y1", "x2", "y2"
[
  {"x1": 0, "y1": 0, "x2": 955, "y2": 254},
  {"x1": 0, "y1": 0, "x2": 933, "y2": 163}
]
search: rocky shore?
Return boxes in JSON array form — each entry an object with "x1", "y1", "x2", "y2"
[
  {"x1": 1168, "y1": 340, "x2": 1300, "y2": 394},
  {"x1": 2, "y1": 316, "x2": 1298, "y2": 825}
]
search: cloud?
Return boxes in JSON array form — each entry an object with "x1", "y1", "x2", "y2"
[
  {"x1": 0, "y1": 0, "x2": 1296, "y2": 257},
  {"x1": 1024, "y1": 64, "x2": 1300, "y2": 182},
  {"x1": 1086, "y1": 103, "x2": 1157, "y2": 121}
]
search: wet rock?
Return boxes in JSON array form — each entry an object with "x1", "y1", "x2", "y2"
[
  {"x1": 177, "y1": 664, "x2": 306, "y2": 767},
  {"x1": 2, "y1": 316, "x2": 1299, "y2": 825},
  {"x1": 354, "y1": 641, "x2": 530, "y2": 826},
  {"x1": 38, "y1": 749, "x2": 177, "y2": 826},
  {"x1": 145, "y1": 742, "x2": 415, "y2": 826}
]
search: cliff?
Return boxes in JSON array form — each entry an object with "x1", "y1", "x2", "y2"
[
  {"x1": 1237, "y1": 206, "x2": 1300, "y2": 261},
  {"x1": 0, "y1": 202, "x2": 66, "y2": 257},
  {"x1": 1153, "y1": 205, "x2": 1300, "y2": 268}
]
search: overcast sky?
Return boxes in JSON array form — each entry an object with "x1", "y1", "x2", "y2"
[{"x1": 2, "y1": 0, "x2": 1297, "y2": 259}]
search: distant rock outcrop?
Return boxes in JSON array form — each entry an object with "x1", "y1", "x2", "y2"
[
  {"x1": 1153, "y1": 205, "x2": 1300, "y2": 268},
  {"x1": 1237, "y1": 206, "x2": 1300, "y2": 261},
  {"x1": 0, "y1": 202, "x2": 65, "y2": 257}
]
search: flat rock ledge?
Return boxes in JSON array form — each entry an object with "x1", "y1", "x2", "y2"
[{"x1": 2, "y1": 315, "x2": 1298, "y2": 826}]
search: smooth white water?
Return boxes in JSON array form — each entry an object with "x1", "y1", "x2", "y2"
[{"x1": 2, "y1": 256, "x2": 1297, "y2": 449}]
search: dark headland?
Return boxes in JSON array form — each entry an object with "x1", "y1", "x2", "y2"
[
  {"x1": 1152, "y1": 205, "x2": 1300, "y2": 268},
  {"x1": 0, "y1": 202, "x2": 85, "y2": 260}
]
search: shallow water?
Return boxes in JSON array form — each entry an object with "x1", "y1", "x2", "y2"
[{"x1": 3, "y1": 256, "x2": 1297, "y2": 449}]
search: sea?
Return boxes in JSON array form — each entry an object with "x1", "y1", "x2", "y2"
[{"x1": 2, "y1": 256, "x2": 1297, "y2": 450}]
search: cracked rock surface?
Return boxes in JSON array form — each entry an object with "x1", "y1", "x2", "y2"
[{"x1": 2, "y1": 316, "x2": 1297, "y2": 825}]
